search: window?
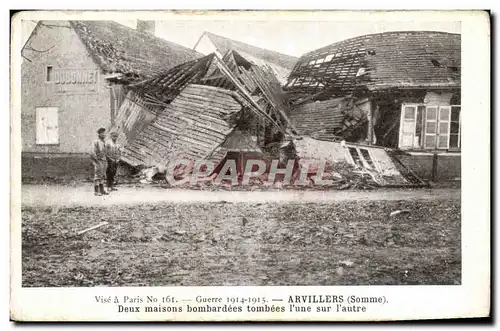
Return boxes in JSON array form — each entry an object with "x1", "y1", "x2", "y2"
[
  {"x1": 46, "y1": 66, "x2": 53, "y2": 82},
  {"x1": 36, "y1": 107, "x2": 59, "y2": 144},
  {"x1": 449, "y1": 106, "x2": 461, "y2": 148},
  {"x1": 399, "y1": 104, "x2": 461, "y2": 150},
  {"x1": 399, "y1": 105, "x2": 417, "y2": 148},
  {"x1": 348, "y1": 147, "x2": 377, "y2": 170}
]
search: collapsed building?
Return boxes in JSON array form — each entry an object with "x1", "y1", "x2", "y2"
[
  {"x1": 109, "y1": 50, "x2": 299, "y2": 183},
  {"x1": 112, "y1": 46, "x2": 423, "y2": 187},
  {"x1": 21, "y1": 21, "x2": 448, "y2": 186},
  {"x1": 284, "y1": 31, "x2": 461, "y2": 181}
]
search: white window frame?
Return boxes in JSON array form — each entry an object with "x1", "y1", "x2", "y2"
[
  {"x1": 399, "y1": 103, "x2": 461, "y2": 150},
  {"x1": 36, "y1": 107, "x2": 59, "y2": 145},
  {"x1": 449, "y1": 106, "x2": 461, "y2": 149},
  {"x1": 399, "y1": 104, "x2": 418, "y2": 149},
  {"x1": 437, "y1": 106, "x2": 451, "y2": 149},
  {"x1": 423, "y1": 106, "x2": 438, "y2": 149}
]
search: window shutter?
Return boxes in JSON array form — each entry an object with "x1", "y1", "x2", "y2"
[
  {"x1": 399, "y1": 105, "x2": 417, "y2": 148},
  {"x1": 36, "y1": 107, "x2": 59, "y2": 145},
  {"x1": 437, "y1": 106, "x2": 451, "y2": 149},
  {"x1": 424, "y1": 106, "x2": 438, "y2": 148},
  {"x1": 450, "y1": 106, "x2": 461, "y2": 148}
]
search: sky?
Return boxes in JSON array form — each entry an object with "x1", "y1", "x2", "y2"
[
  {"x1": 118, "y1": 20, "x2": 461, "y2": 57},
  {"x1": 21, "y1": 18, "x2": 460, "y2": 57}
]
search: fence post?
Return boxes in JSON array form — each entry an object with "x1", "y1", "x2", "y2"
[{"x1": 431, "y1": 152, "x2": 438, "y2": 181}]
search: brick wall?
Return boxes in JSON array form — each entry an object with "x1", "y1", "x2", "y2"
[
  {"x1": 399, "y1": 153, "x2": 461, "y2": 181},
  {"x1": 22, "y1": 154, "x2": 93, "y2": 182},
  {"x1": 21, "y1": 153, "x2": 134, "y2": 182}
]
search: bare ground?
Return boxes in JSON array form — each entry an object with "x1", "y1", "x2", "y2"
[{"x1": 21, "y1": 192, "x2": 461, "y2": 286}]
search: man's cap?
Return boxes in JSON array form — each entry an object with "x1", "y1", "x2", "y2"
[
  {"x1": 110, "y1": 132, "x2": 119, "y2": 137},
  {"x1": 97, "y1": 128, "x2": 106, "y2": 134}
]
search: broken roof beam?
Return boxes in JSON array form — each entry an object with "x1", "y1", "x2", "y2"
[
  {"x1": 131, "y1": 54, "x2": 215, "y2": 104},
  {"x1": 212, "y1": 54, "x2": 290, "y2": 135},
  {"x1": 239, "y1": 66, "x2": 291, "y2": 131}
]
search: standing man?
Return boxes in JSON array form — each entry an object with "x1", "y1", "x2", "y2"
[
  {"x1": 90, "y1": 128, "x2": 109, "y2": 196},
  {"x1": 105, "y1": 132, "x2": 121, "y2": 191}
]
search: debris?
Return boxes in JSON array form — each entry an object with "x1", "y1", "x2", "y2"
[
  {"x1": 320, "y1": 226, "x2": 336, "y2": 234},
  {"x1": 77, "y1": 222, "x2": 109, "y2": 235},
  {"x1": 390, "y1": 209, "x2": 411, "y2": 217},
  {"x1": 173, "y1": 230, "x2": 187, "y2": 235},
  {"x1": 339, "y1": 260, "x2": 355, "y2": 267}
]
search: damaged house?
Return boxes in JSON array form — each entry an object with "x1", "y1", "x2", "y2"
[
  {"x1": 21, "y1": 20, "x2": 201, "y2": 179},
  {"x1": 284, "y1": 31, "x2": 461, "y2": 181},
  {"x1": 109, "y1": 50, "x2": 296, "y2": 184},
  {"x1": 111, "y1": 48, "x2": 420, "y2": 188},
  {"x1": 193, "y1": 31, "x2": 298, "y2": 85}
]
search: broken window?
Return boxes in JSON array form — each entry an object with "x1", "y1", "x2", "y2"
[
  {"x1": 36, "y1": 107, "x2": 59, "y2": 144},
  {"x1": 359, "y1": 148, "x2": 375, "y2": 169},
  {"x1": 348, "y1": 147, "x2": 363, "y2": 167},
  {"x1": 348, "y1": 147, "x2": 377, "y2": 170},
  {"x1": 399, "y1": 104, "x2": 461, "y2": 150}
]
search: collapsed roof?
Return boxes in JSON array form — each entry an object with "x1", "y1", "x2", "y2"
[
  {"x1": 285, "y1": 31, "x2": 461, "y2": 103},
  {"x1": 195, "y1": 31, "x2": 299, "y2": 84},
  {"x1": 111, "y1": 51, "x2": 296, "y2": 168},
  {"x1": 198, "y1": 31, "x2": 298, "y2": 70}
]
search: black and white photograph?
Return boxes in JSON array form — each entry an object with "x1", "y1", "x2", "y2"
[{"x1": 9, "y1": 10, "x2": 490, "y2": 321}]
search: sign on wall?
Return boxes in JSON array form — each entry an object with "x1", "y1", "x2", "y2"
[{"x1": 49, "y1": 68, "x2": 99, "y2": 94}]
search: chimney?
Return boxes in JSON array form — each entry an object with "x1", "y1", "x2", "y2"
[{"x1": 137, "y1": 20, "x2": 155, "y2": 35}]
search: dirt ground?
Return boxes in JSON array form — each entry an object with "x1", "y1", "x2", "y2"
[{"x1": 21, "y1": 187, "x2": 461, "y2": 286}]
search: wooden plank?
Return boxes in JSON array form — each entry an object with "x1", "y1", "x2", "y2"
[
  {"x1": 171, "y1": 102, "x2": 235, "y2": 121},
  {"x1": 176, "y1": 134, "x2": 217, "y2": 150},
  {"x1": 166, "y1": 113, "x2": 229, "y2": 133},
  {"x1": 186, "y1": 83, "x2": 237, "y2": 95},
  {"x1": 172, "y1": 96, "x2": 240, "y2": 115},
  {"x1": 167, "y1": 104, "x2": 233, "y2": 127},
  {"x1": 139, "y1": 132, "x2": 174, "y2": 151},
  {"x1": 183, "y1": 84, "x2": 241, "y2": 104},
  {"x1": 175, "y1": 91, "x2": 241, "y2": 110},
  {"x1": 162, "y1": 109, "x2": 230, "y2": 132}
]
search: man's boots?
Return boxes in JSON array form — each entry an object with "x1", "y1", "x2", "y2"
[
  {"x1": 94, "y1": 185, "x2": 101, "y2": 196},
  {"x1": 99, "y1": 184, "x2": 109, "y2": 195}
]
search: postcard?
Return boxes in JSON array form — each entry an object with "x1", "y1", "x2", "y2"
[{"x1": 10, "y1": 10, "x2": 490, "y2": 321}]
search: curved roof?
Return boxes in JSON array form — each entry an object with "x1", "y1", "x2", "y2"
[{"x1": 286, "y1": 31, "x2": 461, "y2": 98}]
